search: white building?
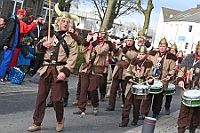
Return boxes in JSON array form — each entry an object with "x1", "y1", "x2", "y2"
[{"x1": 154, "y1": 5, "x2": 200, "y2": 54}]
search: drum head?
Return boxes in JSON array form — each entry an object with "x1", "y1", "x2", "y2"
[
  {"x1": 132, "y1": 85, "x2": 149, "y2": 89},
  {"x1": 168, "y1": 83, "x2": 175, "y2": 90},
  {"x1": 183, "y1": 90, "x2": 200, "y2": 98},
  {"x1": 150, "y1": 80, "x2": 163, "y2": 88}
]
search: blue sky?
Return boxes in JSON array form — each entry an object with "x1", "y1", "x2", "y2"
[
  {"x1": 75, "y1": 0, "x2": 200, "y2": 30},
  {"x1": 120, "y1": 0, "x2": 200, "y2": 30}
]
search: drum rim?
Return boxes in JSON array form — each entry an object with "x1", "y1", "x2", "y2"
[{"x1": 182, "y1": 100, "x2": 200, "y2": 107}]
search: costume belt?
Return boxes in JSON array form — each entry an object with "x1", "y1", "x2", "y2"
[{"x1": 43, "y1": 60, "x2": 66, "y2": 66}]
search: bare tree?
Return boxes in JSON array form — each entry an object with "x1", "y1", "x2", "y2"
[
  {"x1": 137, "y1": 0, "x2": 154, "y2": 36},
  {"x1": 91, "y1": 0, "x2": 139, "y2": 29}
]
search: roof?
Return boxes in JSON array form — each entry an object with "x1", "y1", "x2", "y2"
[{"x1": 162, "y1": 5, "x2": 200, "y2": 23}]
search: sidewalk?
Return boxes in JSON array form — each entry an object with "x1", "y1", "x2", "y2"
[
  {"x1": 124, "y1": 110, "x2": 200, "y2": 133},
  {"x1": 0, "y1": 75, "x2": 200, "y2": 133}
]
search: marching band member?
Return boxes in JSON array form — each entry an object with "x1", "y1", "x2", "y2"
[
  {"x1": 176, "y1": 41, "x2": 200, "y2": 133},
  {"x1": 164, "y1": 43, "x2": 178, "y2": 115},
  {"x1": 140, "y1": 37, "x2": 176, "y2": 119},
  {"x1": 105, "y1": 33, "x2": 138, "y2": 111},
  {"x1": 73, "y1": 27, "x2": 111, "y2": 115},
  {"x1": 28, "y1": 3, "x2": 78, "y2": 132},
  {"x1": 119, "y1": 45, "x2": 154, "y2": 127}
]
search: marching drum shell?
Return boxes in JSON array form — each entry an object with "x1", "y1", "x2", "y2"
[
  {"x1": 182, "y1": 90, "x2": 200, "y2": 107},
  {"x1": 164, "y1": 83, "x2": 176, "y2": 95},
  {"x1": 131, "y1": 85, "x2": 150, "y2": 95},
  {"x1": 147, "y1": 80, "x2": 163, "y2": 94}
]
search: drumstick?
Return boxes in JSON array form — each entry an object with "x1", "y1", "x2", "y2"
[{"x1": 182, "y1": 86, "x2": 186, "y2": 91}]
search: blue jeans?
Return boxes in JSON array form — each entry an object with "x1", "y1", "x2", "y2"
[{"x1": 0, "y1": 49, "x2": 14, "y2": 78}]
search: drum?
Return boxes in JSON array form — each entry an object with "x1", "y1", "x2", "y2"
[
  {"x1": 131, "y1": 85, "x2": 150, "y2": 95},
  {"x1": 182, "y1": 90, "x2": 200, "y2": 107},
  {"x1": 164, "y1": 83, "x2": 176, "y2": 95},
  {"x1": 147, "y1": 80, "x2": 163, "y2": 94}
]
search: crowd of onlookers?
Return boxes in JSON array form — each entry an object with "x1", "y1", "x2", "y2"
[{"x1": 0, "y1": 9, "x2": 48, "y2": 84}]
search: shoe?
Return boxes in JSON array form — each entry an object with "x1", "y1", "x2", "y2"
[
  {"x1": 46, "y1": 101, "x2": 53, "y2": 107},
  {"x1": 152, "y1": 113, "x2": 159, "y2": 120},
  {"x1": 139, "y1": 114, "x2": 145, "y2": 120},
  {"x1": 56, "y1": 118, "x2": 64, "y2": 132},
  {"x1": 73, "y1": 109, "x2": 84, "y2": 115},
  {"x1": 93, "y1": 107, "x2": 99, "y2": 115},
  {"x1": 120, "y1": 104, "x2": 124, "y2": 108},
  {"x1": 189, "y1": 129, "x2": 195, "y2": 133},
  {"x1": 100, "y1": 95, "x2": 105, "y2": 101},
  {"x1": 165, "y1": 108, "x2": 170, "y2": 115},
  {"x1": 72, "y1": 100, "x2": 78, "y2": 105},
  {"x1": 0, "y1": 78, "x2": 5, "y2": 85},
  {"x1": 178, "y1": 132, "x2": 184, "y2": 133},
  {"x1": 87, "y1": 100, "x2": 92, "y2": 106},
  {"x1": 131, "y1": 120, "x2": 138, "y2": 126},
  {"x1": 105, "y1": 106, "x2": 115, "y2": 111},
  {"x1": 63, "y1": 98, "x2": 68, "y2": 107},
  {"x1": 119, "y1": 122, "x2": 128, "y2": 127},
  {"x1": 105, "y1": 95, "x2": 110, "y2": 98},
  {"x1": 28, "y1": 124, "x2": 41, "y2": 132}
]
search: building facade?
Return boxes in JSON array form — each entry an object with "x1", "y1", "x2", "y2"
[{"x1": 154, "y1": 5, "x2": 200, "y2": 55}]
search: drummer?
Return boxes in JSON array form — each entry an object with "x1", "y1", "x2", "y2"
[
  {"x1": 176, "y1": 41, "x2": 200, "y2": 133},
  {"x1": 140, "y1": 37, "x2": 176, "y2": 120},
  {"x1": 163, "y1": 43, "x2": 178, "y2": 115},
  {"x1": 119, "y1": 45, "x2": 154, "y2": 127}
]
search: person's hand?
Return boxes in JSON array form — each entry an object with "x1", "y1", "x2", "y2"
[
  {"x1": 122, "y1": 42, "x2": 126, "y2": 48},
  {"x1": 43, "y1": 35, "x2": 55, "y2": 48},
  {"x1": 3, "y1": 46, "x2": 8, "y2": 50},
  {"x1": 148, "y1": 78, "x2": 153, "y2": 84},
  {"x1": 178, "y1": 81, "x2": 184, "y2": 88},
  {"x1": 129, "y1": 78, "x2": 133, "y2": 83},
  {"x1": 165, "y1": 75, "x2": 171, "y2": 81},
  {"x1": 57, "y1": 72, "x2": 66, "y2": 81},
  {"x1": 93, "y1": 33, "x2": 98, "y2": 41},
  {"x1": 86, "y1": 33, "x2": 93, "y2": 42},
  {"x1": 115, "y1": 43, "x2": 121, "y2": 49}
]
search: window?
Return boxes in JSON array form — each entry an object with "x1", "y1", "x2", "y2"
[
  {"x1": 185, "y1": 43, "x2": 189, "y2": 49},
  {"x1": 189, "y1": 25, "x2": 192, "y2": 32}
]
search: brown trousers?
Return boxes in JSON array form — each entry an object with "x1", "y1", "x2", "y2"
[
  {"x1": 122, "y1": 93, "x2": 142, "y2": 123},
  {"x1": 99, "y1": 73, "x2": 108, "y2": 96},
  {"x1": 78, "y1": 73, "x2": 100, "y2": 111},
  {"x1": 141, "y1": 92, "x2": 164, "y2": 116},
  {"x1": 75, "y1": 73, "x2": 91, "y2": 101},
  {"x1": 109, "y1": 78, "x2": 126, "y2": 108},
  {"x1": 178, "y1": 101, "x2": 200, "y2": 132},
  {"x1": 164, "y1": 95, "x2": 172, "y2": 109},
  {"x1": 33, "y1": 73, "x2": 66, "y2": 126}
]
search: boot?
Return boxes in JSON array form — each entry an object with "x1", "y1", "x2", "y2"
[
  {"x1": 165, "y1": 108, "x2": 170, "y2": 115},
  {"x1": 119, "y1": 122, "x2": 128, "y2": 127},
  {"x1": 28, "y1": 124, "x2": 41, "y2": 132},
  {"x1": 63, "y1": 98, "x2": 68, "y2": 107},
  {"x1": 72, "y1": 100, "x2": 78, "y2": 105},
  {"x1": 100, "y1": 95, "x2": 105, "y2": 101},
  {"x1": 93, "y1": 107, "x2": 99, "y2": 115},
  {"x1": 46, "y1": 101, "x2": 53, "y2": 107},
  {"x1": 56, "y1": 118, "x2": 64, "y2": 132},
  {"x1": 131, "y1": 120, "x2": 138, "y2": 126},
  {"x1": 87, "y1": 100, "x2": 92, "y2": 106}
]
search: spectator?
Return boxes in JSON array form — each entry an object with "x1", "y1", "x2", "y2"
[
  {"x1": 0, "y1": 9, "x2": 38, "y2": 84},
  {"x1": 18, "y1": 37, "x2": 34, "y2": 75},
  {"x1": 0, "y1": 16, "x2": 7, "y2": 65}
]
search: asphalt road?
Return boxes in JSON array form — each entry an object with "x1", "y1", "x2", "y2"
[{"x1": 0, "y1": 85, "x2": 182, "y2": 133}]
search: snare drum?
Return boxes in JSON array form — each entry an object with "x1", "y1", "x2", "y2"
[
  {"x1": 147, "y1": 80, "x2": 163, "y2": 94},
  {"x1": 164, "y1": 83, "x2": 176, "y2": 95},
  {"x1": 131, "y1": 85, "x2": 150, "y2": 95},
  {"x1": 182, "y1": 90, "x2": 200, "y2": 107}
]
